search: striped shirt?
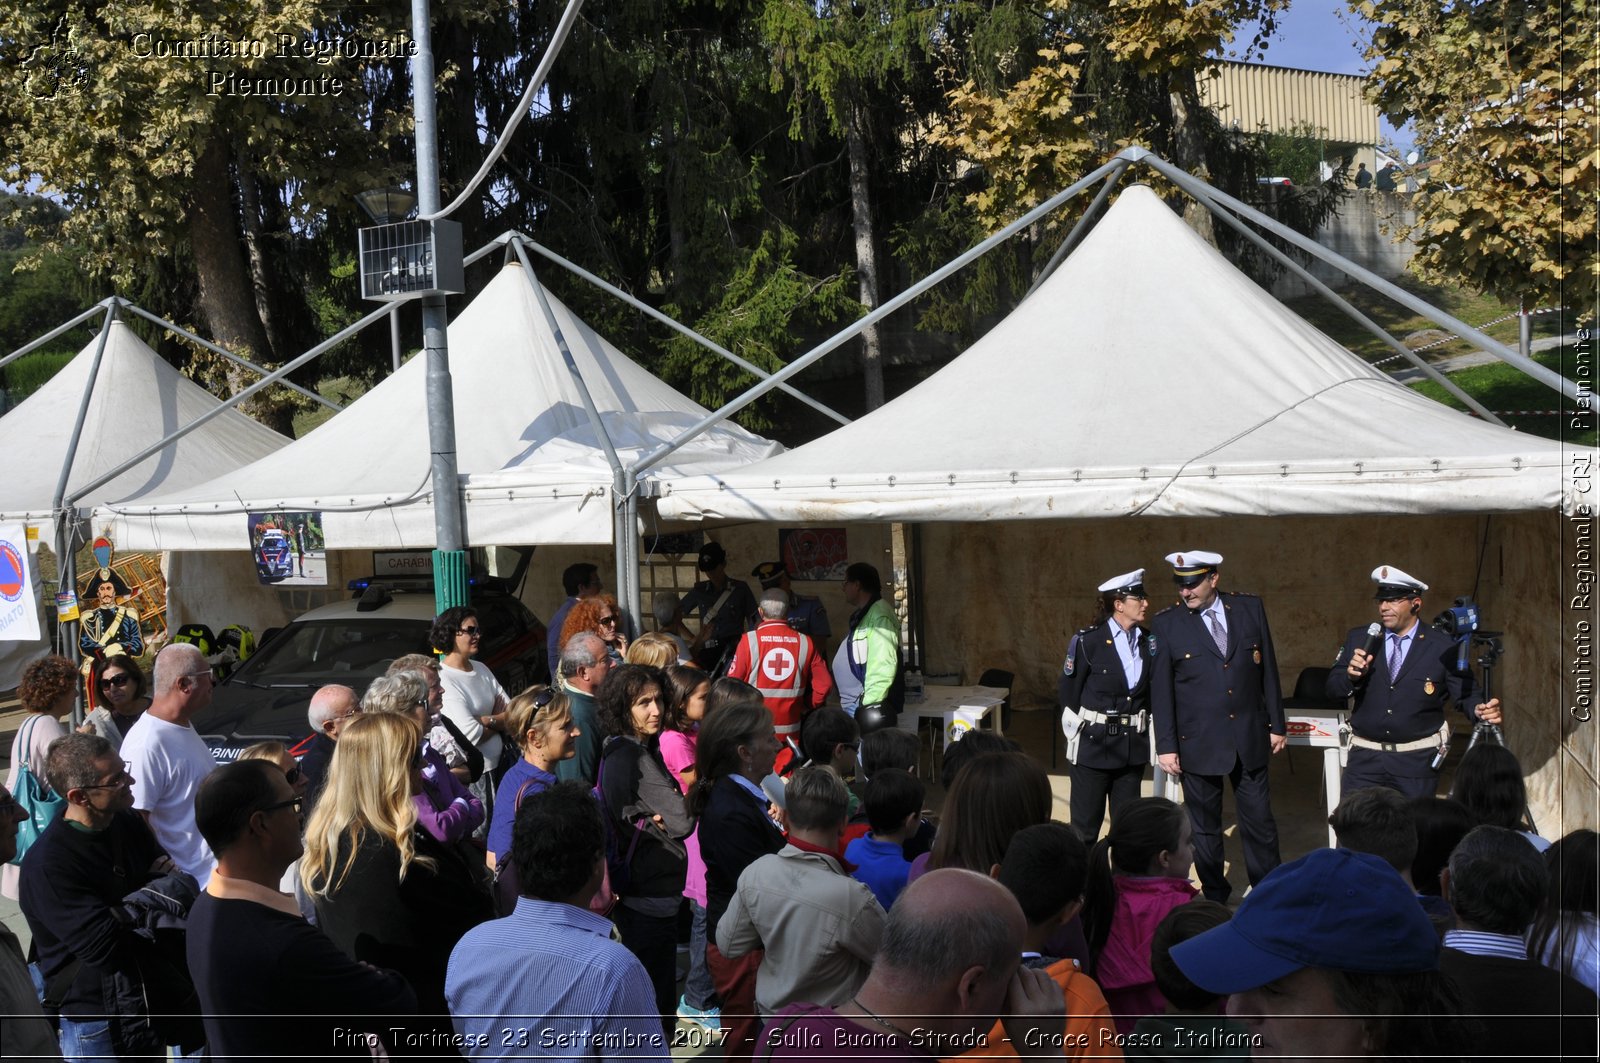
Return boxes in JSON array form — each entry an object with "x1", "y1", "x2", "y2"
[
  {"x1": 1443, "y1": 929, "x2": 1529, "y2": 961},
  {"x1": 446, "y1": 897, "x2": 670, "y2": 1060}
]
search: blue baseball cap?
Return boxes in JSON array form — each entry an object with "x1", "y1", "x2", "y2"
[{"x1": 1170, "y1": 848, "x2": 1439, "y2": 995}]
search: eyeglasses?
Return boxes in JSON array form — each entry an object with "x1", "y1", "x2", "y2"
[
  {"x1": 532, "y1": 688, "x2": 555, "y2": 710},
  {"x1": 332, "y1": 706, "x2": 362, "y2": 721},
  {"x1": 182, "y1": 670, "x2": 214, "y2": 684},
  {"x1": 82, "y1": 770, "x2": 134, "y2": 792},
  {"x1": 597, "y1": 615, "x2": 618, "y2": 626},
  {"x1": 284, "y1": 766, "x2": 303, "y2": 785},
  {"x1": 258, "y1": 795, "x2": 303, "y2": 817},
  {"x1": 457, "y1": 625, "x2": 481, "y2": 636},
  {"x1": 100, "y1": 674, "x2": 132, "y2": 689}
]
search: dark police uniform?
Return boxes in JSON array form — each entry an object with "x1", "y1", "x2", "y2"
[
  {"x1": 1325, "y1": 623, "x2": 1474, "y2": 799},
  {"x1": 679, "y1": 576, "x2": 757, "y2": 672},
  {"x1": 783, "y1": 593, "x2": 831, "y2": 643},
  {"x1": 1058, "y1": 617, "x2": 1152, "y2": 840},
  {"x1": 1150, "y1": 591, "x2": 1284, "y2": 902}
]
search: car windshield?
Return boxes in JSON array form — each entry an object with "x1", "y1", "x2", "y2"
[{"x1": 231, "y1": 618, "x2": 430, "y2": 684}]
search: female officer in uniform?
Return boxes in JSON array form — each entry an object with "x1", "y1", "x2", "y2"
[{"x1": 1060, "y1": 569, "x2": 1154, "y2": 841}]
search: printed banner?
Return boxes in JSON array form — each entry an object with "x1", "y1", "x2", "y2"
[{"x1": 0, "y1": 524, "x2": 42, "y2": 641}]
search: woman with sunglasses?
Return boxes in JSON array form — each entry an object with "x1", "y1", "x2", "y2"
[
  {"x1": 364, "y1": 671, "x2": 484, "y2": 847},
  {"x1": 301, "y1": 713, "x2": 492, "y2": 1028},
  {"x1": 80, "y1": 654, "x2": 151, "y2": 749},
  {"x1": 430, "y1": 606, "x2": 510, "y2": 837},
  {"x1": 559, "y1": 593, "x2": 629, "y2": 665},
  {"x1": 486, "y1": 684, "x2": 580, "y2": 871}
]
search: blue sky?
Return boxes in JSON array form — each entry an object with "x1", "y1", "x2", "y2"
[{"x1": 1230, "y1": 0, "x2": 1413, "y2": 153}]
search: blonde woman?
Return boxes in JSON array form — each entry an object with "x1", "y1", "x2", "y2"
[
  {"x1": 626, "y1": 631, "x2": 683, "y2": 668},
  {"x1": 363, "y1": 671, "x2": 483, "y2": 845},
  {"x1": 486, "y1": 685, "x2": 581, "y2": 870},
  {"x1": 300, "y1": 713, "x2": 492, "y2": 1017}
]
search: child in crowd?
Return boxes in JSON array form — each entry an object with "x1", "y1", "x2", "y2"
[
  {"x1": 942, "y1": 821, "x2": 1117, "y2": 1061},
  {"x1": 855, "y1": 729, "x2": 935, "y2": 858},
  {"x1": 657, "y1": 665, "x2": 721, "y2": 1031},
  {"x1": 845, "y1": 769, "x2": 924, "y2": 909},
  {"x1": 1081, "y1": 797, "x2": 1198, "y2": 1032},
  {"x1": 1126, "y1": 902, "x2": 1250, "y2": 1061},
  {"x1": 799, "y1": 707, "x2": 861, "y2": 818}
]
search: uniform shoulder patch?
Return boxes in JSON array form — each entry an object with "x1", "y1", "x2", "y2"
[
  {"x1": 1153, "y1": 603, "x2": 1183, "y2": 618},
  {"x1": 1062, "y1": 633, "x2": 1083, "y2": 675}
]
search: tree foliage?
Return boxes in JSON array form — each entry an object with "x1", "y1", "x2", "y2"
[
  {"x1": 1356, "y1": 0, "x2": 1596, "y2": 309},
  {"x1": 0, "y1": 1, "x2": 413, "y2": 431}
]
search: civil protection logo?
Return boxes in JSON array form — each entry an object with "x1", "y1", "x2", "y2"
[{"x1": 0, "y1": 540, "x2": 25, "y2": 602}]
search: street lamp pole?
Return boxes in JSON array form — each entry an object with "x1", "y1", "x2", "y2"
[{"x1": 410, "y1": 0, "x2": 469, "y2": 613}]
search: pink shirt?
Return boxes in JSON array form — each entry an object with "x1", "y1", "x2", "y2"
[
  {"x1": 1095, "y1": 874, "x2": 1197, "y2": 1032},
  {"x1": 658, "y1": 727, "x2": 706, "y2": 906}
]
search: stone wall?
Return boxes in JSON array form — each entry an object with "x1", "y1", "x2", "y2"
[{"x1": 1272, "y1": 191, "x2": 1420, "y2": 300}]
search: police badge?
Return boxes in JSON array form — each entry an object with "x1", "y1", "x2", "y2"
[
  {"x1": 1424, "y1": 679, "x2": 1436, "y2": 695},
  {"x1": 1253, "y1": 648, "x2": 1262, "y2": 665}
]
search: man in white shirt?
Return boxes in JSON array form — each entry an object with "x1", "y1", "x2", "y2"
[{"x1": 120, "y1": 643, "x2": 219, "y2": 886}]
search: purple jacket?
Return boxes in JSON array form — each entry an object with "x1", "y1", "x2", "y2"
[{"x1": 415, "y1": 742, "x2": 484, "y2": 844}]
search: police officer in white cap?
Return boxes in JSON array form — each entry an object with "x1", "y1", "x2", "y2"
[
  {"x1": 1326, "y1": 565, "x2": 1503, "y2": 799},
  {"x1": 1149, "y1": 550, "x2": 1285, "y2": 903},
  {"x1": 1059, "y1": 569, "x2": 1155, "y2": 839}
]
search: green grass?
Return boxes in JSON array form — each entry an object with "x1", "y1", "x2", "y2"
[
  {"x1": 1410, "y1": 346, "x2": 1595, "y2": 446},
  {"x1": 291, "y1": 374, "x2": 370, "y2": 437},
  {"x1": 1281, "y1": 278, "x2": 1588, "y2": 446}
]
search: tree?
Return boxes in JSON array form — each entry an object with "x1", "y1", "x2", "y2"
[
  {"x1": 1356, "y1": 0, "x2": 1596, "y2": 310},
  {"x1": 0, "y1": 2, "x2": 412, "y2": 432}
]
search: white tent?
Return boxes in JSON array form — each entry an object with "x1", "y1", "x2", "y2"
[
  {"x1": 99, "y1": 263, "x2": 781, "y2": 550},
  {"x1": 656, "y1": 184, "x2": 1566, "y2": 523},
  {"x1": 1, "y1": 320, "x2": 288, "y2": 528},
  {"x1": 0, "y1": 319, "x2": 288, "y2": 687}
]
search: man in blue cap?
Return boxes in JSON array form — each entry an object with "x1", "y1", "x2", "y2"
[
  {"x1": 1149, "y1": 550, "x2": 1285, "y2": 903},
  {"x1": 1325, "y1": 564, "x2": 1503, "y2": 799},
  {"x1": 1170, "y1": 847, "x2": 1470, "y2": 1062}
]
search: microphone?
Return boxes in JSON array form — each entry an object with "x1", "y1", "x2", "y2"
[
  {"x1": 1363, "y1": 622, "x2": 1383, "y2": 658},
  {"x1": 1358, "y1": 622, "x2": 1382, "y2": 680}
]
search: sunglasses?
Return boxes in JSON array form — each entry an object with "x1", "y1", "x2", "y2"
[
  {"x1": 99, "y1": 673, "x2": 132, "y2": 689},
  {"x1": 258, "y1": 795, "x2": 304, "y2": 817},
  {"x1": 82, "y1": 770, "x2": 134, "y2": 793},
  {"x1": 284, "y1": 766, "x2": 303, "y2": 785},
  {"x1": 457, "y1": 625, "x2": 481, "y2": 636},
  {"x1": 597, "y1": 615, "x2": 618, "y2": 626}
]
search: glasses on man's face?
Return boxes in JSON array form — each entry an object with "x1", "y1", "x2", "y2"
[
  {"x1": 182, "y1": 670, "x2": 214, "y2": 685},
  {"x1": 333, "y1": 706, "x2": 362, "y2": 721},
  {"x1": 258, "y1": 795, "x2": 304, "y2": 818},
  {"x1": 100, "y1": 673, "x2": 132, "y2": 689},
  {"x1": 457, "y1": 625, "x2": 481, "y2": 637},
  {"x1": 82, "y1": 769, "x2": 134, "y2": 793}
]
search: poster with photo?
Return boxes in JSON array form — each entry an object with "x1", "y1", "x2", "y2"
[
  {"x1": 248, "y1": 511, "x2": 327, "y2": 586},
  {"x1": 778, "y1": 527, "x2": 848, "y2": 582}
]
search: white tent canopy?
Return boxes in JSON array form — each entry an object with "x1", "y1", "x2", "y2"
[
  {"x1": 656, "y1": 184, "x2": 1566, "y2": 523},
  {"x1": 100, "y1": 263, "x2": 781, "y2": 550},
  {"x1": 1, "y1": 320, "x2": 288, "y2": 527}
]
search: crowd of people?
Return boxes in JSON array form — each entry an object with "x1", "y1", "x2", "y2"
[{"x1": 0, "y1": 546, "x2": 1595, "y2": 1062}]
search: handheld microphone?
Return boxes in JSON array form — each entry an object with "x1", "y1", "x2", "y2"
[{"x1": 1359, "y1": 622, "x2": 1382, "y2": 679}]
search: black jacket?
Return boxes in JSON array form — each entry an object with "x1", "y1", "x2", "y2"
[
  {"x1": 1325, "y1": 623, "x2": 1474, "y2": 744},
  {"x1": 1150, "y1": 592, "x2": 1284, "y2": 775},
  {"x1": 1059, "y1": 617, "x2": 1153, "y2": 770},
  {"x1": 597, "y1": 735, "x2": 693, "y2": 902},
  {"x1": 699, "y1": 776, "x2": 784, "y2": 940}
]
